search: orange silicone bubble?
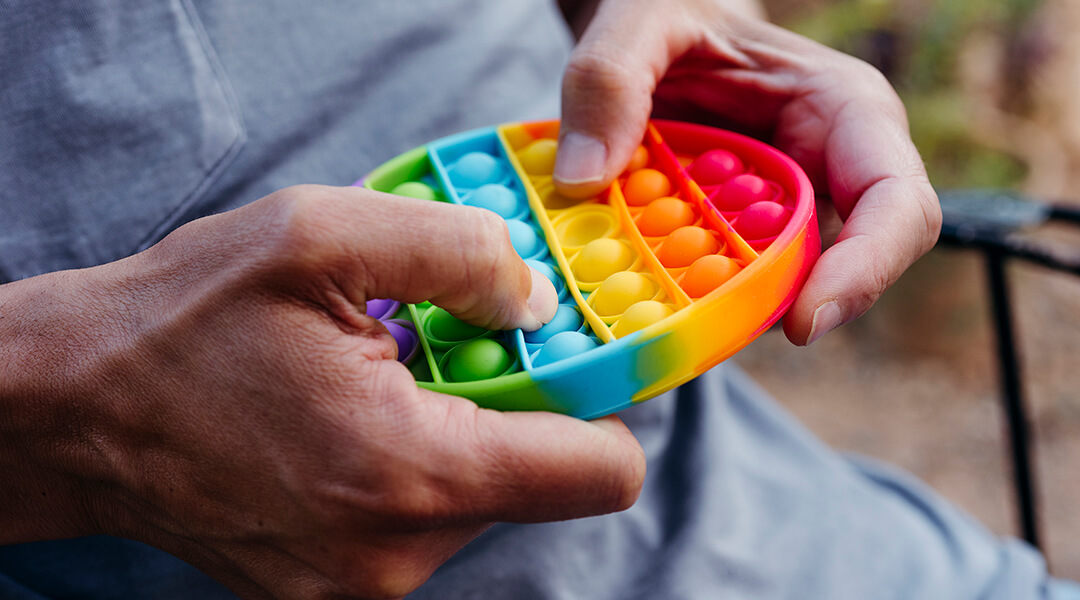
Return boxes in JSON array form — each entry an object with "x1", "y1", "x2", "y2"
[
  {"x1": 638, "y1": 196, "x2": 697, "y2": 237},
  {"x1": 623, "y1": 168, "x2": 671, "y2": 207},
  {"x1": 657, "y1": 226, "x2": 720, "y2": 268},
  {"x1": 681, "y1": 254, "x2": 742, "y2": 298},
  {"x1": 627, "y1": 145, "x2": 650, "y2": 172}
]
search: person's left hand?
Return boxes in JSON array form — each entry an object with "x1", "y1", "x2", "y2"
[{"x1": 554, "y1": 0, "x2": 941, "y2": 345}]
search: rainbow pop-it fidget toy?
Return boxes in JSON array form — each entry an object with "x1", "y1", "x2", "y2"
[{"x1": 357, "y1": 120, "x2": 820, "y2": 419}]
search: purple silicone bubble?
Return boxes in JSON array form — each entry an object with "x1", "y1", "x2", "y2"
[
  {"x1": 365, "y1": 298, "x2": 400, "y2": 321},
  {"x1": 384, "y1": 319, "x2": 419, "y2": 365}
]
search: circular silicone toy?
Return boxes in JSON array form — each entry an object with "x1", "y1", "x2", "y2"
[{"x1": 358, "y1": 119, "x2": 819, "y2": 419}]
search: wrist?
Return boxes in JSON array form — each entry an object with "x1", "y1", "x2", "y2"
[{"x1": 0, "y1": 269, "x2": 128, "y2": 544}]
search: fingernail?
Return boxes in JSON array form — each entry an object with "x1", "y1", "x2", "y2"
[
  {"x1": 526, "y1": 267, "x2": 559, "y2": 330},
  {"x1": 553, "y1": 132, "x2": 607, "y2": 185},
  {"x1": 807, "y1": 301, "x2": 843, "y2": 345}
]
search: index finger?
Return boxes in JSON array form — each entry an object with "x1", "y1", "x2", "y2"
[{"x1": 780, "y1": 81, "x2": 941, "y2": 345}]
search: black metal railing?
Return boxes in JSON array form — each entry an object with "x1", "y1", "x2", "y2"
[{"x1": 937, "y1": 189, "x2": 1080, "y2": 549}]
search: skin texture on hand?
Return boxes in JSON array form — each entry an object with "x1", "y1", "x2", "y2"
[
  {"x1": 554, "y1": 0, "x2": 942, "y2": 345},
  {"x1": 0, "y1": 185, "x2": 645, "y2": 600}
]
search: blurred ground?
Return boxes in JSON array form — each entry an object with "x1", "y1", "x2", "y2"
[
  {"x1": 737, "y1": 247, "x2": 1080, "y2": 578},
  {"x1": 738, "y1": 0, "x2": 1080, "y2": 580}
]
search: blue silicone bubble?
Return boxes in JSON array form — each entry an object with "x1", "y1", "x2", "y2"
[
  {"x1": 532, "y1": 331, "x2": 599, "y2": 368},
  {"x1": 450, "y1": 152, "x2": 504, "y2": 188},
  {"x1": 525, "y1": 258, "x2": 567, "y2": 300},
  {"x1": 506, "y1": 219, "x2": 545, "y2": 259},
  {"x1": 465, "y1": 183, "x2": 524, "y2": 218},
  {"x1": 523, "y1": 304, "x2": 584, "y2": 344}
]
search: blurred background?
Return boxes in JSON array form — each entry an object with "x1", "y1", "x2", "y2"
[{"x1": 738, "y1": 0, "x2": 1080, "y2": 578}]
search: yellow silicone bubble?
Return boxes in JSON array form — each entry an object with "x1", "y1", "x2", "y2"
[
  {"x1": 537, "y1": 182, "x2": 584, "y2": 210},
  {"x1": 623, "y1": 168, "x2": 671, "y2": 207},
  {"x1": 572, "y1": 238, "x2": 635, "y2": 284},
  {"x1": 638, "y1": 196, "x2": 696, "y2": 237},
  {"x1": 591, "y1": 271, "x2": 657, "y2": 317},
  {"x1": 554, "y1": 206, "x2": 618, "y2": 248},
  {"x1": 611, "y1": 301, "x2": 674, "y2": 338},
  {"x1": 518, "y1": 138, "x2": 558, "y2": 175}
]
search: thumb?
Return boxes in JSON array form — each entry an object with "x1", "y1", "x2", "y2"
[
  {"x1": 553, "y1": 0, "x2": 675, "y2": 198},
  {"x1": 428, "y1": 390, "x2": 647, "y2": 523},
  {"x1": 261, "y1": 185, "x2": 558, "y2": 331},
  {"x1": 556, "y1": 1, "x2": 740, "y2": 198}
]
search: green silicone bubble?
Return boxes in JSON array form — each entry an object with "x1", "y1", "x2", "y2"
[
  {"x1": 391, "y1": 181, "x2": 438, "y2": 201},
  {"x1": 425, "y1": 307, "x2": 488, "y2": 344},
  {"x1": 444, "y1": 339, "x2": 512, "y2": 382}
]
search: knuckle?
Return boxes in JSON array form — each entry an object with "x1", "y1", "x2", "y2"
[
  {"x1": 852, "y1": 60, "x2": 906, "y2": 115},
  {"x1": 460, "y1": 206, "x2": 516, "y2": 276},
  {"x1": 564, "y1": 43, "x2": 648, "y2": 105},
  {"x1": 566, "y1": 43, "x2": 626, "y2": 85},
  {"x1": 345, "y1": 555, "x2": 429, "y2": 600},
  {"x1": 607, "y1": 448, "x2": 646, "y2": 513},
  {"x1": 919, "y1": 188, "x2": 944, "y2": 249},
  {"x1": 375, "y1": 478, "x2": 450, "y2": 525},
  {"x1": 269, "y1": 185, "x2": 335, "y2": 251},
  {"x1": 824, "y1": 53, "x2": 907, "y2": 117},
  {"x1": 466, "y1": 205, "x2": 511, "y2": 245}
]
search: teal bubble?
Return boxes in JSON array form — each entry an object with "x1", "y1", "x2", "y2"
[
  {"x1": 532, "y1": 331, "x2": 598, "y2": 368},
  {"x1": 506, "y1": 220, "x2": 545, "y2": 259},
  {"x1": 450, "y1": 152, "x2": 504, "y2": 188},
  {"x1": 524, "y1": 304, "x2": 584, "y2": 344},
  {"x1": 465, "y1": 184, "x2": 524, "y2": 218}
]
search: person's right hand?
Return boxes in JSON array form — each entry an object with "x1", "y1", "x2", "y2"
[
  {"x1": 0, "y1": 185, "x2": 646, "y2": 599},
  {"x1": 553, "y1": 0, "x2": 941, "y2": 347}
]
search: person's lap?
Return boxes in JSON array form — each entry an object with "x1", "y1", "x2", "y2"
[
  {"x1": 2, "y1": 365, "x2": 1076, "y2": 600},
  {"x1": 410, "y1": 365, "x2": 1075, "y2": 599}
]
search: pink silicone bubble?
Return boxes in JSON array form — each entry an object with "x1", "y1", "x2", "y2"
[
  {"x1": 365, "y1": 298, "x2": 400, "y2": 321},
  {"x1": 384, "y1": 319, "x2": 420, "y2": 365},
  {"x1": 713, "y1": 174, "x2": 773, "y2": 212},
  {"x1": 734, "y1": 201, "x2": 790, "y2": 241},
  {"x1": 687, "y1": 149, "x2": 744, "y2": 186}
]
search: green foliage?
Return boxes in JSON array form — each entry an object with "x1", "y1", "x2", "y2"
[{"x1": 780, "y1": 0, "x2": 1043, "y2": 190}]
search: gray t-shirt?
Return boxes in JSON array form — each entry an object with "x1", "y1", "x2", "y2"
[{"x1": 1, "y1": 2, "x2": 1075, "y2": 599}]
